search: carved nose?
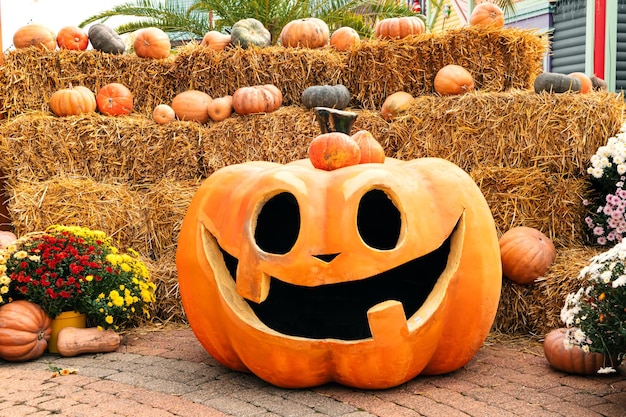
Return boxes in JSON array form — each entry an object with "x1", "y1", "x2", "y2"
[{"x1": 313, "y1": 253, "x2": 340, "y2": 263}]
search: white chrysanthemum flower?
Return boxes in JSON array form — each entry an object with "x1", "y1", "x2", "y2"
[
  {"x1": 597, "y1": 367, "x2": 617, "y2": 374},
  {"x1": 612, "y1": 274, "x2": 626, "y2": 288}
]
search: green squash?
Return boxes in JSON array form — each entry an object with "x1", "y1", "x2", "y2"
[
  {"x1": 230, "y1": 18, "x2": 271, "y2": 49},
  {"x1": 301, "y1": 85, "x2": 351, "y2": 110},
  {"x1": 88, "y1": 24, "x2": 126, "y2": 54},
  {"x1": 534, "y1": 72, "x2": 581, "y2": 94}
]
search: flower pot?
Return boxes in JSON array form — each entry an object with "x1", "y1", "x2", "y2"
[{"x1": 47, "y1": 311, "x2": 86, "y2": 353}]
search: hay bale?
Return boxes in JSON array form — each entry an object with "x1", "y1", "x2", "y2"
[
  {"x1": 172, "y1": 44, "x2": 345, "y2": 107},
  {"x1": 494, "y1": 245, "x2": 603, "y2": 336},
  {"x1": 0, "y1": 47, "x2": 177, "y2": 117},
  {"x1": 471, "y1": 166, "x2": 592, "y2": 248},
  {"x1": 6, "y1": 176, "x2": 149, "y2": 254},
  {"x1": 140, "y1": 179, "x2": 201, "y2": 259},
  {"x1": 344, "y1": 26, "x2": 548, "y2": 109},
  {"x1": 0, "y1": 112, "x2": 204, "y2": 185},
  {"x1": 392, "y1": 90, "x2": 624, "y2": 176},
  {"x1": 147, "y1": 250, "x2": 186, "y2": 324},
  {"x1": 201, "y1": 106, "x2": 317, "y2": 173}
]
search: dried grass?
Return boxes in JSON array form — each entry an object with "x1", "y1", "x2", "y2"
[
  {"x1": 344, "y1": 26, "x2": 547, "y2": 108},
  {"x1": 0, "y1": 112, "x2": 204, "y2": 186}
]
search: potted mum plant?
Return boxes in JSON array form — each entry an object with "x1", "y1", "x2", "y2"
[
  {"x1": 0, "y1": 225, "x2": 156, "y2": 344},
  {"x1": 560, "y1": 242, "x2": 626, "y2": 373},
  {"x1": 584, "y1": 124, "x2": 626, "y2": 246}
]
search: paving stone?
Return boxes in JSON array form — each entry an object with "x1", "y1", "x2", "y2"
[{"x1": 0, "y1": 328, "x2": 624, "y2": 417}]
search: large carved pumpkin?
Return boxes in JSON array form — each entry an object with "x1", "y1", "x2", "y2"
[{"x1": 177, "y1": 154, "x2": 501, "y2": 388}]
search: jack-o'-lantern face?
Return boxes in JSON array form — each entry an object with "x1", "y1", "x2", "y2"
[{"x1": 176, "y1": 157, "x2": 501, "y2": 389}]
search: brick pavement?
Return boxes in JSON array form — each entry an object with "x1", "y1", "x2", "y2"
[{"x1": 0, "y1": 326, "x2": 624, "y2": 417}]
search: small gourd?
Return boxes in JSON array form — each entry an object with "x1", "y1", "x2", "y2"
[
  {"x1": 301, "y1": 85, "x2": 350, "y2": 110},
  {"x1": 381, "y1": 91, "x2": 415, "y2": 121},
  {"x1": 56, "y1": 327, "x2": 121, "y2": 357},
  {"x1": 207, "y1": 96, "x2": 234, "y2": 122}
]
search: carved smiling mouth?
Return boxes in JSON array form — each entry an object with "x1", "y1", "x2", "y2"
[{"x1": 205, "y1": 215, "x2": 463, "y2": 341}]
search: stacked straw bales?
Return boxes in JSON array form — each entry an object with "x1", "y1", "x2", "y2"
[{"x1": 0, "y1": 26, "x2": 622, "y2": 333}]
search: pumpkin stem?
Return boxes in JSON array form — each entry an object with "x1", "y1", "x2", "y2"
[{"x1": 314, "y1": 107, "x2": 357, "y2": 135}]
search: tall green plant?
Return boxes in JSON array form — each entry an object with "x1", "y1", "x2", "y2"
[{"x1": 80, "y1": 0, "x2": 419, "y2": 42}]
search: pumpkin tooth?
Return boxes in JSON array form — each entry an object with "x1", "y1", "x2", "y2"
[
  {"x1": 367, "y1": 300, "x2": 409, "y2": 341},
  {"x1": 235, "y1": 260, "x2": 271, "y2": 304}
]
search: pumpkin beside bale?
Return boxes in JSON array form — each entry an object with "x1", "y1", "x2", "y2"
[
  {"x1": 49, "y1": 85, "x2": 97, "y2": 117},
  {"x1": 375, "y1": 16, "x2": 425, "y2": 40},
  {"x1": 330, "y1": 27, "x2": 360, "y2": 51},
  {"x1": 232, "y1": 85, "x2": 282, "y2": 115},
  {"x1": 280, "y1": 18, "x2": 330, "y2": 48},
  {"x1": 171, "y1": 90, "x2": 212, "y2": 123},
  {"x1": 13, "y1": 23, "x2": 56, "y2": 50},
  {"x1": 0, "y1": 301, "x2": 51, "y2": 362},
  {"x1": 499, "y1": 226, "x2": 556, "y2": 284},
  {"x1": 434, "y1": 65, "x2": 475, "y2": 96},
  {"x1": 543, "y1": 328, "x2": 615, "y2": 375}
]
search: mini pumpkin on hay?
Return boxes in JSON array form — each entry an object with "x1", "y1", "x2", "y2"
[{"x1": 176, "y1": 109, "x2": 502, "y2": 389}]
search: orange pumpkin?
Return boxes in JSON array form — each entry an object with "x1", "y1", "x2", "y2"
[
  {"x1": 176, "y1": 149, "x2": 502, "y2": 388},
  {"x1": 280, "y1": 18, "x2": 330, "y2": 48},
  {"x1": 134, "y1": 27, "x2": 171, "y2": 59},
  {"x1": 434, "y1": 65, "x2": 475, "y2": 95},
  {"x1": 96, "y1": 83, "x2": 133, "y2": 116},
  {"x1": 153, "y1": 104, "x2": 176, "y2": 124},
  {"x1": 352, "y1": 130, "x2": 385, "y2": 164},
  {"x1": 568, "y1": 72, "x2": 592, "y2": 94},
  {"x1": 56, "y1": 26, "x2": 89, "y2": 50},
  {"x1": 232, "y1": 84, "x2": 282, "y2": 115},
  {"x1": 330, "y1": 27, "x2": 360, "y2": 51},
  {"x1": 499, "y1": 226, "x2": 556, "y2": 285},
  {"x1": 207, "y1": 95, "x2": 234, "y2": 122},
  {"x1": 171, "y1": 90, "x2": 212, "y2": 123},
  {"x1": 201, "y1": 31, "x2": 232, "y2": 51},
  {"x1": 375, "y1": 16, "x2": 425, "y2": 40},
  {"x1": 13, "y1": 23, "x2": 56, "y2": 50},
  {"x1": 469, "y1": 3, "x2": 505, "y2": 28},
  {"x1": 544, "y1": 328, "x2": 615, "y2": 375},
  {"x1": 0, "y1": 300, "x2": 52, "y2": 362},
  {"x1": 49, "y1": 85, "x2": 96, "y2": 117},
  {"x1": 381, "y1": 91, "x2": 415, "y2": 121},
  {"x1": 308, "y1": 132, "x2": 361, "y2": 170}
]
